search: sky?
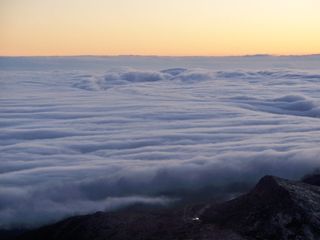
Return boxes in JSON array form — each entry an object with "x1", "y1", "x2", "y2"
[{"x1": 1, "y1": 0, "x2": 320, "y2": 56}]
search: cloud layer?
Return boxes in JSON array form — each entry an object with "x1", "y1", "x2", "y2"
[{"x1": 1, "y1": 56, "x2": 320, "y2": 229}]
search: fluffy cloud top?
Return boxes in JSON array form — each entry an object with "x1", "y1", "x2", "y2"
[{"x1": 1, "y1": 56, "x2": 320, "y2": 229}]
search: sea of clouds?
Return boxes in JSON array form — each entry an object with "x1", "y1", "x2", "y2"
[{"x1": 1, "y1": 55, "x2": 320, "y2": 229}]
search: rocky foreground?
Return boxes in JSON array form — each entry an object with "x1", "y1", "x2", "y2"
[{"x1": 9, "y1": 174, "x2": 320, "y2": 240}]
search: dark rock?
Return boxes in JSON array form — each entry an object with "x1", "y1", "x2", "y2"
[
  {"x1": 9, "y1": 176, "x2": 320, "y2": 240},
  {"x1": 15, "y1": 209, "x2": 244, "y2": 240},
  {"x1": 0, "y1": 230, "x2": 26, "y2": 240},
  {"x1": 201, "y1": 176, "x2": 320, "y2": 240},
  {"x1": 302, "y1": 173, "x2": 320, "y2": 186}
]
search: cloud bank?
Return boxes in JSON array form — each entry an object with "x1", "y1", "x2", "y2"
[{"x1": 1, "y1": 56, "x2": 320, "y2": 229}]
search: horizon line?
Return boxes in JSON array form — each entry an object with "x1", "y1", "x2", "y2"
[{"x1": 1, "y1": 53, "x2": 320, "y2": 58}]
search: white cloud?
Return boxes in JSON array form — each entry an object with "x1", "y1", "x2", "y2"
[{"x1": 1, "y1": 56, "x2": 320, "y2": 229}]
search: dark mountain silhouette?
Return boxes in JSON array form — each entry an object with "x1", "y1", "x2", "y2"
[
  {"x1": 7, "y1": 175, "x2": 320, "y2": 240},
  {"x1": 201, "y1": 176, "x2": 320, "y2": 239},
  {"x1": 302, "y1": 171, "x2": 320, "y2": 186}
]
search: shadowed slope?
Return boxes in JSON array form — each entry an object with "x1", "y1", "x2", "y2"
[
  {"x1": 201, "y1": 176, "x2": 320, "y2": 239},
  {"x1": 13, "y1": 175, "x2": 320, "y2": 240}
]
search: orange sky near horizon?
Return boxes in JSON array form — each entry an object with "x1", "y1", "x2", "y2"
[{"x1": 1, "y1": 0, "x2": 320, "y2": 56}]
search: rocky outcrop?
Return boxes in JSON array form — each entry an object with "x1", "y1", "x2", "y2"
[
  {"x1": 16, "y1": 209, "x2": 244, "y2": 240},
  {"x1": 13, "y1": 176, "x2": 320, "y2": 240},
  {"x1": 302, "y1": 173, "x2": 320, "y2": 186},
  {"x1": 201, "y1": 176, "x2": 320, "y2": 240}
]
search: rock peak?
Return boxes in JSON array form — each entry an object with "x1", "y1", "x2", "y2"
[
  {"x1": 302, "y1": 173, "x2": 320, "y2": 186},
  {"x1": 254, "y1": 175, "x2": 280, "y2": 188},
  {"x1": 12, "y1": 175, "x2": 320, "y2": 240},
  {"x1": 201, "y1": 175, "x2": 320, "y2": 240}
]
